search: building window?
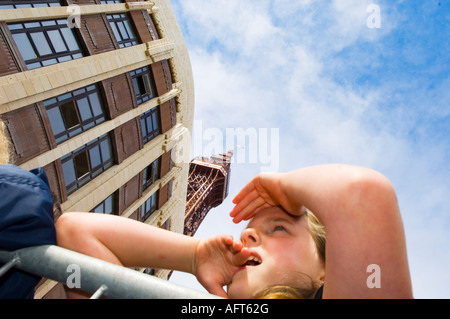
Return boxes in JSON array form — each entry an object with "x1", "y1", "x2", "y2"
[
  {"x1": 92, "y1": 194, "x2": 115, "y2": 215},
  {"x1": 7, "y1": 14, "x2": 84, "y2": 70},
  {"x1": 44, "y1": 85, "x2": 107, "y2": 144},
  {"x1": 61, "y1": 134, "x2": 114, "y2": 195},
  {"x1": 131, "y1": 66, "x2": 156, "y2": 105},
  {"x1": 100, "y1": 0, "x2": 123, "y2": 3},
  {"x1": 107, "y1": 13, "x2": 138, "y2": 48},
  {"x1": 143, "y1": 157, "x2": 161, "y2": 190},
  {"x1": 0, "y1": 1, "x2": 61, "y2": 9},
  {"x1": 141, "y1": 191, "x2": 158, "y2": 222},
  {"x1": 140, "y1": 107, "x2": 160, "y2": 145}
]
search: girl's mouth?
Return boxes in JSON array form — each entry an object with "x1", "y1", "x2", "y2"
[{"x1": 242, "y1": 255, "x2": 262, "y2": 267}]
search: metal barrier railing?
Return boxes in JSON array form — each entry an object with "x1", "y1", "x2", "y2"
[{"x1": 0, "y1": 245, "x2": 220, "y2": 299}]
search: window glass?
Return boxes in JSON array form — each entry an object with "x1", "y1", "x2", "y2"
[
  {"x1": 42, "y1": 58, "x2": 57, "y2": 67},
  {"x1": 77, "y1": 97, "x2": 93, "y2": 121},
  {"x1": 61, "y1": 28, "x2": 79, "y2": 51},
  {"x1": 146, "y1": 115, "x2": 154, "y2": 133},
  {"x1": 140, "y1": 117, "x2": 146, "y2": 136},
  {"x1": 89, "y1": 93, "x2": 103, "y2": 117},
  {"x1": 123, "y1": 20, "x2": 135, "y2": 40},
  {"x1": 24, "y1": 22, "x2": 40, "y2": 28},
  {"x1": 109, "y1": 23, "x2": 121, "y2": 42},
  {"x1": 47, "y1": 107, "x2": 65, "y2": 135},
  {"x1": 100, "y1": 139, "x2": 112, "y2": 162},
  {"x1": 42, "y1": 20, "x2": 57, "y2": 27},
  {"x1": 117, "y1": 21, "x2": 129, "y2": 40},
  {"x1": 89, "y1": 146, "x2": 102, "y2": 169},
  {"x1": 68, "y1": 127, "x2": 82, "y2": 138},
  {"x1": 27, "y1": 62, "x2": 41, "y2": 70},
  {"x1": 62, "y1": 158, "x2": 76, "y2": 186},
  {"x1": 152, "y1": 112, "x2": 159, "y2": 132},
  {"x1": 12, "y1": 33, "x2": 36, "y2": 60},
  {"x1": 58, "y1": 93, "x2": 72, "y2": 102},
  {"x1": 8, "y1": 24, "x2": 23, "y2": 31},
  {"x1": 104, "y1": 196, "x2": 113, "y2": 214},
  {"x1": 57, "y1": 55, "x2": 71, "y2": 63},
  {"x1": 93, "y1": 202, "x2": 104, "y2": 213},
  {"x1": 31, "y1": 32, "x2": 52, "y2": 56},
  {"x1": 48, "y1": 29, "x2": 67, "y2": 53},
  {"x1": 132, "y1": 77, "x2": 142, "y2": 96}
]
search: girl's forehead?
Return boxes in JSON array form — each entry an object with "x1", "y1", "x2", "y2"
[{"x1": 247, "y1": 206, "x2": 300, "y2": 228}]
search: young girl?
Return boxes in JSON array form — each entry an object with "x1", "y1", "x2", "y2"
[
  {"x1": 56, "y1": 164, "x2": 413, "y2": 299},
  {"x1": 228, "y1": 165, "x2": 413, "y2": 298}
]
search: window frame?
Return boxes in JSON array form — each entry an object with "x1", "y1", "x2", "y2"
[
  {"x1": 131, "y1": 66, "x2": 157, "y2": 105},
  {"x1": 0, "y1": 1, "x2": 61, "y2": 9},
  {"x1": 92, "y1": 193, "x2": 116, "y2": 215},
  {"x1": 140, "y1": 191, "x2": 159, "y2": 222},
  {"x1": 140, "y1": 107, "x2": 161, "y2": 145},
  {"x1": 44, "y1": 84, "x2": 107, "y2": 144},
  {"x1": 107, "y1": 12, "x2": 139, "y2": 49},
  {"x1": 8, "y1": 16, "x2": 84, "y2": 70},
  {"x1": 143, "y1": 157, "x2": 161, "y2": 190},
  {"x1": 61, "y1": 134, "x2": 114, "y2": 195}
]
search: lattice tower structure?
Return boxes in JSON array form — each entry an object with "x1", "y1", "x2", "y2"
[{"x1": 184, "y1": 151, "x2": 233, "y2": 236}]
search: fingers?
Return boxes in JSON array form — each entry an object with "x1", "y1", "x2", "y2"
[
  {"x1": 230, "y1": 195, "x2": 269, "y2": 223},
  {"x1": 222, "y1": 235, "x2": 241, "y2": 254},
  {"x1": 221, "y1": 235, "x2": 251, "y2": 267},
  {"x1": 232, "y1": 177, "x2": 257, "y2": 204},
  {"x1": 230, "y1": 174, "x2": 278, "y2": 223},
  {"x1": 232, "y1": 246, "x2": 251, "y2": 267},
  {"x1": 230, "y1": 188, "x2": 258, "y2": 213}
]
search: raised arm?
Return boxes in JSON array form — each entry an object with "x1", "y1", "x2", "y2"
[
  {"x1": 56, "y1": 213, "x2": 249, "y2": 297},
  {"x1": 230, "y1": 164, "x2": 413, "y2": 299}
]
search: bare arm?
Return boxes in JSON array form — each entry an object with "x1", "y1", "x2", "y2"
[
  {"x1": 230, "y1": 164, "x2": 413, "y2": 298},
  {"x1": 56, "y1": 213, "x2": 249, "y2": 297}
]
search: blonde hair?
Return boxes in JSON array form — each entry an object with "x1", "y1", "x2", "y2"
[
  {"x1": 0, "y1": 119, "x2": 11, "y2": 164},
  {"x1": 254, "y1": 209, "x2": 326, "y2": 299},
  {"x1": 305, "y1": 209, "x2": 326, "y2": 263}
]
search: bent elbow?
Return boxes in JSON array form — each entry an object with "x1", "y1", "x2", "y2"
[
  {"x1": 55, "y1": 213, "x2": 81, "y2": 249},
  {"x1": 347, "y1": 168, "x2": 400, "y2": 216}
]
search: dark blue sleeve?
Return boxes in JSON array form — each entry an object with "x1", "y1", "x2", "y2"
[{"x1": 0, "y1": 165, "x2": 56, "y2": 299}]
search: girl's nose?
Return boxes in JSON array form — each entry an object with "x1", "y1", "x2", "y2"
[{"x1": 241, "y1": 228, "x2": 261, "y2": 247}]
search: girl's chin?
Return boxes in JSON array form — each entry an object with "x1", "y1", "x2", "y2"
[{"x1": 227, "y1": 277, "x2": 256, "y2": 299}]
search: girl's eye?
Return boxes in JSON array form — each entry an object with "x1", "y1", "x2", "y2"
[{"x1": 273, "y1": 225, "x2": 287, "y2": 232}]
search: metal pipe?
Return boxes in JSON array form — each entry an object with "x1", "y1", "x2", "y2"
[
  {"x1": 0, "y1": 245, "x2": 220, "y2": 299},
  {"x1": 0, "y1": 257, "x2": 19, "y2": 278},
  {"x1": 90, "y1": 284, "x2": 108, "y2": 299}
]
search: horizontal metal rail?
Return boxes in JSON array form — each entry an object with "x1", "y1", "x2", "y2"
[{"x1": 0, "y1": 245, "x2": 220, "y2": 299}]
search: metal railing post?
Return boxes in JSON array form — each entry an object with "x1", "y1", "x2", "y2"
[{"x1": 0, "y1": 245, "x2": 221, "y2": 299}]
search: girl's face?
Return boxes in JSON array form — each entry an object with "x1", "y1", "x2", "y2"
[{"x1": 227, "y1": 206, "x2": 325, "y2": 299}]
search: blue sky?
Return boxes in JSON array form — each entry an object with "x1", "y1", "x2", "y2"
[{"x1": 168, "y1": 0, "x2": 450, "y2": 298}]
